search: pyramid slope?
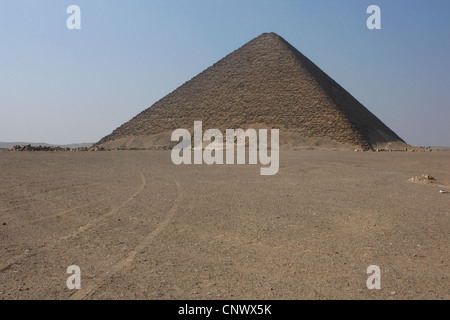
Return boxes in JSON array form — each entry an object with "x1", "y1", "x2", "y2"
[{"x1": 96, "y1": 33, "x2": 406, "y2": 150}]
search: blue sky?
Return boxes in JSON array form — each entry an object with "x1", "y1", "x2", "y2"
[{"x1": 1, "y1": 0, "x2": 449, "y2": 146}]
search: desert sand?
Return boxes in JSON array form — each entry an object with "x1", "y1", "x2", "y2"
[{"x1": 0, "y1": 150, "x2": 448, "y2": 299}]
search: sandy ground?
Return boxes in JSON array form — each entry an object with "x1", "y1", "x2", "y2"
[{"x1": 0, "y1": 150, "x2": 448, "y2": 300}]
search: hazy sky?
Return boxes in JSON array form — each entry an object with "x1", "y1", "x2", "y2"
[{"x1": 1, "y1": 0, "x2": 449, "y2": 146}]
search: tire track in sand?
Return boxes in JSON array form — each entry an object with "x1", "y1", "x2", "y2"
[
  {"x1": 0, "y1": 172, "x2": 146, "y2": 273},
  {"x1": 27, "y1": 185, "x2": 136, "y2": 225},
  {"x1": 57, "y1": 171, "x2": 147, "y2": 242},
  {"x1": 70, "y1": 179, "x2": 183, "y2": 299},
  {"x1": 1, "y1": 183, "x2": 103, "y2": 212},
  {"x1": 3, "y1": 186, "x2": 135, "y2": 231}
]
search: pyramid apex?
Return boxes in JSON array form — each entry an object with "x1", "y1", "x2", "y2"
[
  {"x1": 249, "y1": 32, "x2": 289, "y2": 48},
  {"x1": 260, "y1": 32, "x2": 280, "y2": 36},
  {"x1": 256, "y1": 32, "x2": 283, "y2": 39}
]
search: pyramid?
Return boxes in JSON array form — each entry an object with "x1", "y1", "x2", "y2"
[{"x1": 96, "y1": 32, "x2": 406, "y2": 150}]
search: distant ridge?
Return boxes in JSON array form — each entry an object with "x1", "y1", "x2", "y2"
[{"x1": 96, "y1": 32, "x2": 406, "y2": 150}]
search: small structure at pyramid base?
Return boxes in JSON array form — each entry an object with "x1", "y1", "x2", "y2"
[{"x1": 95, "y1": 33, "x2": 407, "y2": 151}]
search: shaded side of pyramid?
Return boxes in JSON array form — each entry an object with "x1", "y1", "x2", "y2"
[{"x1": 96, "y1": 32, "x2": 406, "y2": 150}]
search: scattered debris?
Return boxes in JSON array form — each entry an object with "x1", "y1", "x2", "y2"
[
  {"x1": 8, "y1": 144, "x2": 170, "y2": 152},
  {"x1": 9, "y1": 144, "x2": 107, "y2": 152},
  {"x1": 408, "y1": 174, "x2": 436, "y2": 183}
]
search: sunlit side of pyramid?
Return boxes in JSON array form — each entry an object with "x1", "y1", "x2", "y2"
[{"x1": 96, "y1": 32, "x2": 406, "y2": 150}]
